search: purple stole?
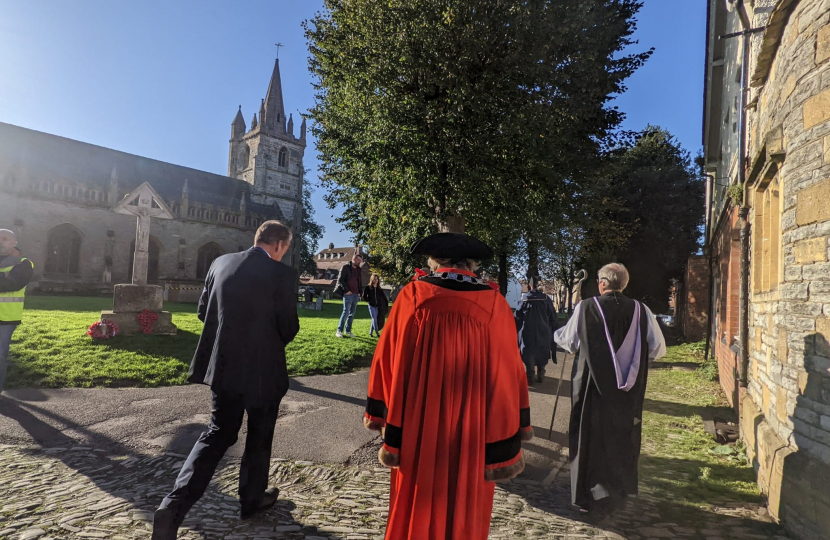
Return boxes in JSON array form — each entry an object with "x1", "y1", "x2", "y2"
[{"x1": 592, "y1": 297, "x2": 642, "y2": 392}]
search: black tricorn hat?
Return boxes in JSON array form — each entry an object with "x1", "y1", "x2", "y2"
[{"x1": 410, "y1": 233, "x2": 494, "y2": 261}]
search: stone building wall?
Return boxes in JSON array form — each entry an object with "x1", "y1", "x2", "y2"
[
  {"x1": 736, "y1": 1, "x2": 830, "y2": 538},
  {"x1": 0, "y1": 189, "x2": 258, "y2": 293}
]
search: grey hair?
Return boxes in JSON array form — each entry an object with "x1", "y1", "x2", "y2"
[
  {"x1": 598, "y1": 263, "x2": 629, "y2": 291},
  {"x1": 427, "y1": 257, "x2": 480, "y2": 272}
]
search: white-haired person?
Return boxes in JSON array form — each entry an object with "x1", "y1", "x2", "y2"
[{"x1": 554, "y1": 263, "x2": 666, "y2": 514}]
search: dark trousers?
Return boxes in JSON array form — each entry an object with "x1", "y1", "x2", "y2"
[{"x1": 160, "y1": 390, "x2": 281, "y2": 516}]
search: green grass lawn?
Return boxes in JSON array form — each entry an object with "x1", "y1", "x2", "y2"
[
  {"x1": 5, "y1": 296, "x2": 378, "y2": 388},
  {"x1": 639, "y1": 341, "x2": 763, "y2": 515}
]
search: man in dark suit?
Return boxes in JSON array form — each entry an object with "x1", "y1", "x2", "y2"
[{"x1": 152, "y1": 220, "x2": 300, "y2": 540}]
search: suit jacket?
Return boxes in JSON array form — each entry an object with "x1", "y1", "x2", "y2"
[{"x1": 188, "y1": 247, "x2": 300, "y2": 406}]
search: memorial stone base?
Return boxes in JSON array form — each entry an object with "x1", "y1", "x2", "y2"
[{"x1": 100, "y1": 284, "x2": 177, "y2": 336}]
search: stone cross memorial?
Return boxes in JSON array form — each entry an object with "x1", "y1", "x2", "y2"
[{"x1": 100, "y1": 182, "x2": 177, "y2": 335}]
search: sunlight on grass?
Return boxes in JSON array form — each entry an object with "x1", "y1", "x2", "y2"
[
  {"x1": 7, "y1": 296, "x2": 377, "y2": 388},
  {"x1": 641, "y1": 342, "x2": 763, "y2": 516}
]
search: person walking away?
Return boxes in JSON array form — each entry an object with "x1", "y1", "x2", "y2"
[
  {"x1": 334, "y1": 253, "x2": 363, "y2": 338},
  {"x1": 0, "y1": 230, "x2": 33, "y2": 395},
  {"x1": 364, "y1": 233, "x2": 533, "y2": 540},
  {"x1": 361, "y1": 273, "x2": 388, "y2": 337},
  {"x1": 514, "y1": 276, "x2": 558, "y2": 385},
  {"x1": 553, "y1": 263, "x2": 665, "y2": 514},
  {"x1": 152, "y1": 221, "x2": 300, "y2": 539}
]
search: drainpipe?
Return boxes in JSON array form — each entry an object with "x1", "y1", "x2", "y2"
[{"x1": 703, "y1": 173, "x2": 715, "y2": 363}]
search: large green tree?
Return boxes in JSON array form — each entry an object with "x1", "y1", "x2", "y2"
[
  {"x1": 305, "y1": 0, "x2": 651, "y2": 285},
  {"x1": 599, "y1": 127, "x2": 705, "y2": 312}
]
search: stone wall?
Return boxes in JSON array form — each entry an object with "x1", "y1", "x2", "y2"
[
  {"x1": 0, "y1": 190, "x2": 258, "y2": 293},
  {"x1": 739, "y1": 1, "x2": 830, "y2": 538}
]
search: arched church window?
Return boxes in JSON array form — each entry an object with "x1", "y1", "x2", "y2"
[
  {"x1": 243, "y1": 145, "x2": 251, "y2": 168},
  {"x1": 128, "y1": 236, "x2": 162, "y2": 282},
  {"x1": 278, "y1": 147, "x2": 288, "y2": 168},
  {"x1": 197, "y1": 242, "x2": 224, "y2": 279},
  {"x1": 45, "y1": 224, "x2": 82, "y2": 275}
]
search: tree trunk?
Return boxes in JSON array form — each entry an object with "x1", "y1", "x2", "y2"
[
  {"x1": 526, "y1": 235, "x2": 539, "y2": 278},
  {"x1": 498, "y1": 251, "x2": 508, "y2": 297},
  {"x1": 437, "y1": 213, "x2": 466, "y2": 233}
]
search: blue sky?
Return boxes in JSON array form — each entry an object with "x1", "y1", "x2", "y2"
[{"x1": 0, "y1": 0, "x2": 705, "y2": 249}]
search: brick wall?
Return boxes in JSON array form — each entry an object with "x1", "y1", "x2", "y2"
[
  {"x1": 711, "y1": 209, "x2": 742, "y2": 406},
  {"x1": 683, "y1": 255, "x2": 710, "y2": 341}
]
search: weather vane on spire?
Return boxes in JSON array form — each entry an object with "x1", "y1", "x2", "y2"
[{"x1": 275, "y1": 42, "x2": 284, "y2": 59}]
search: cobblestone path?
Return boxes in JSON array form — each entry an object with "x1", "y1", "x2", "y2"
[{"x1": 0, "y1": 444, "x2": 791, "y2": 540}]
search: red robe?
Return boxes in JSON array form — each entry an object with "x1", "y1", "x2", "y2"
[{"x1": 364, "y1": 271, "x2": 532, "y2": 540}]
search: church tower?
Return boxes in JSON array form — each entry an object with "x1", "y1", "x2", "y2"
[{"x1": 228, "y1": 57, "x2": 306, "y2": 230}]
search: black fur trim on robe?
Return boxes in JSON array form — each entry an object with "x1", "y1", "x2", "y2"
[{"x1": 485, "y1": 454, "x2": 525, "y2": 482}]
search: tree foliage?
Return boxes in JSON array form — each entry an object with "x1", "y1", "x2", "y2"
[
  {"x1": 305, "y1": 0, "x2": 651, "y2": 285},
  {"x1": 598, "y1": 127, "x2": 704, "y2": 311}
]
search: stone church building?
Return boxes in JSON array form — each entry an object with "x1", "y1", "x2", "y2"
[{"x1": 0, "y1": 58, "x2": 304, "y2": 296}]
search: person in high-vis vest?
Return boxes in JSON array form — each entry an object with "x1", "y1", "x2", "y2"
[{"x1": 0, "y1": 229, "x2": 33, "y2": 394}]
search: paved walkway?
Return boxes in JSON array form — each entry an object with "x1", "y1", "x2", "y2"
[{"x1": 0, "y1": 356, "x2": 791, "y2": 540}]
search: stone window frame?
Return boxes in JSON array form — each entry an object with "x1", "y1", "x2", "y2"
[
  {"x1": 278, "y1": 147, "x2": 288, "y2": 168},
  {"x1": 196, "y1": 242, "x2": 224, "y2": 280},
  {"x1": 751, "y1": 174, "x2": 782, "y2": 296}
]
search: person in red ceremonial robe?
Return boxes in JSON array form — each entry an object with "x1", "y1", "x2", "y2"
[{"x1": 363, "y1": 233, "x2": 533, "y2": 540}]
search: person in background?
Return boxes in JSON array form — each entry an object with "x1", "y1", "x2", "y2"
[
  {"x1": 364, "y1": 233, "x2": 532, "y2": 540},
  {"x1": 514, "y1": 276, "x2": 559, "y2": 384},
  {"x1": 334, "y1": 253, "x2": 364, "y2": 338},
  {"x1": 362, "y1": 273, "x2": 388, "y2": 338},
  {"x1": 152, "y1": 221, "x2": 299, "y2": 539},
  {"x1": 554, "y1": 263, "x2": 665, "y2": 514},
  {"x1": 0, "y1": 230, "x2": 33, "y2": 395}
]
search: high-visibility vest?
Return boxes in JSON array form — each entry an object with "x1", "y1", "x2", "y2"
[{"x1": 0, "y1": 256, "x2": 30, "y2": 322}]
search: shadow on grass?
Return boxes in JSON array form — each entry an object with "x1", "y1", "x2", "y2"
[
  {"x1": 643, "y1": 397, "x2": 734, "y2": 422},
  {"x1": 6, "y1": 329, "x2": 200, "y2": 389}
]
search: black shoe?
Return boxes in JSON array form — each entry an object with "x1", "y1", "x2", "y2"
[
  {"x1": 240, "y1": 487, "x2": 280, "y2": 519},
  {"x1": 536, "y1": 367, "x2": 546, "y2": 383},
  {"x1": 151, "y1": 507, "x2": 183, "y2": 540},
  {"x1": 527, "y1": 372, "x2": 534, "y2": 386}
]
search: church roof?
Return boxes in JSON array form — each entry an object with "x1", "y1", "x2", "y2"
[{"x1": 0, "y1": 122, "x2": 279, "y2": 217}]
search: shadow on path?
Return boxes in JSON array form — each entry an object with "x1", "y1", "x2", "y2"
[{"x1": 290, "y1": 379, "x2": 366, "y2": 407}]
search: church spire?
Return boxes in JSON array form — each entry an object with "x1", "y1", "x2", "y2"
[
  {"x1": 231, "y1": 106, "x2": 246, "y2": 139},
  {"x1": 250, "y1": 113, "x2": 258, "y2": 130},
  {"x1": 287, "y1": 113, "x2": 294, "y2": 137},
  {"x1": 261, "y1": 58, "x2": 286, "y2": 134}
]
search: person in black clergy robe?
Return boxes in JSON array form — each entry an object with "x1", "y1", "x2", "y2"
[
  {"x1": 554, "y1": 263, "x2": 665, "y2": 513},
  {"x1": 152, "y1": 220, "x2": 300, "y2": 540},
  {"x1": 514, "y1": 276, "x2": 559, "y2": 384}
]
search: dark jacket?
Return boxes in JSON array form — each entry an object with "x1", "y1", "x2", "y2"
[
  {"x1": 189, "y1": 247, "x2": 300, "y2": 406},
  {"x1": 514, "y1": 289, "x2": 559, "y2": 363},
  {"x1": 334, "y1": 262, "x2": 362, "y2": 296},
  {"x1": 362, "y1": 285, "x2": 389, "y2": 316}
]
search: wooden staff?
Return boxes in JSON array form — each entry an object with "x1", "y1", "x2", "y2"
[{"x1": 547, "y1": 268, "x2": 588, "y2": 440}]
